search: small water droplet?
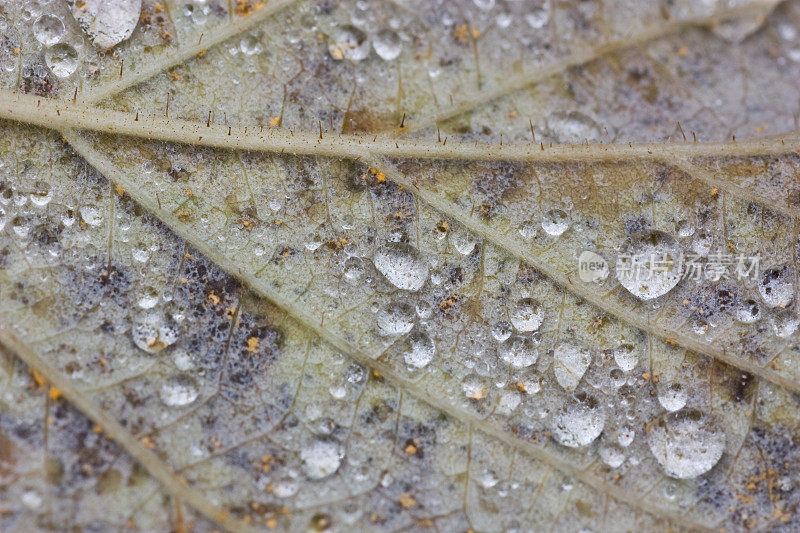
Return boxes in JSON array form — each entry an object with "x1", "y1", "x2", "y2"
[
  {"x1": 376, "y1": 301, "x2": 415, "y2": 336},
  {"x1": 403, "y1": 329, "x2": 435, "y2": 369},
  {"x1": 735, "y1": 299, "x2": 761, "y2": 323},
  {"x1": 541, "y1": 209, "x2": 569, "y2": 236},
  {"x1": 328, "y1": 25, "x2": 369, "y2": 61},
  {"x1": 600, "y1": 445, "x2": 625, "y2": 468},
  {"x1": 510, "y1": 297, "x2": 544, "y2": 332},
  {"x1": 160, "y1": 374, "x2": 199, "y2": 406},
  {"x1": 758, "y1": 266, "x2": 794, "y2": 308},
  {"x1": 612, "y1": 343, "x2": 638, "y2": 372},
  {"x1": 132, "y1": 312, "x2": 179, "y2": 353},
  {"x1": 273, "y1": 476, "x2": 299, "y2": 497},
  {"x1": 79, "y1": 205, "x2": 103, "y2": 226},
  {"x1": 301, "y1": 439, "x2": 343, "y2": 479},
  {"x1": 491, "y1": 320, "x2": 512, "y2": 342},
  {"x1": 373, "y1": 29, "x2": 401, "y2": 60},
  {"x1": 239, "y1": 35, "x2": 261, "y2": 55},
  {"x1": 772, "y1": 309, "x2": 799, "y2": 338},
  {"x1": 525, "y1": 0, "x2": 551, "y2": 28},
  {"x1": 450, "y1": 227, "x2": 478, "y2": 255},
  {"x1": 498, "y1": 334, "x2": 538, "y2": 368}
]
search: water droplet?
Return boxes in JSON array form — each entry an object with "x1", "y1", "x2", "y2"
[
  {"x1": 343, "y1": 256, "x2": 364, "y2": 282},
  {"x1": 551, "y1": 393, "x2": 605, "y2": 447},
  {"x1": 462, "y1": 374, "x2": 486, "y2": 399},
  {"x1": 646, "y1": 410, "x2": 725, "y2": 479},
  {"x1": 301, "y1": 439, "x2": 343, "y2": 479},
  {"x1": 137, "y1": 286, "x2": 160, "y2": 309},
  {"x1": 497, "y1": 390, "x2": 521, "y2": 414},
  {"x1": 160, "y1": 374, "x2": 199, "y2": 406},
  {"x1": 510, "y1": 297, "x2": 545, "y2": 332},
  {"x1": 29, "y1": 180, "x2": 52, "y2": 207},
  {"x1": 541, "y1": 209, "x2": 569, "y2": 236},
  {"x1": 612, "y1": 343, "x2": 638, "y2": 372},
  {"x1": 373, "y1": 243, "x2": 429, "y2": 291},
  {"x1": 21, "y1": 490, "x2": 42, "y2": 510},
  {"x1": 554, "y1": 341, "x2": 592, "y2": 390},
  {"x1": 345, "y1": 363, "x2": 366, "y2": 385},
  {"x1": 403, "y1": 329, "x2": 435, "y2": 369},
  {"x1": 525, "y1": 0, "x2": 551, "y2": 28},
  {"x1": 376, "y1": 302, "x2": 415, "y2": 336},
  {"x1": 473, "y1": 0, "x2": 495, "y2": 10},
  {"x1": 45, "y1": 43, "x2": 78, "y2": 77},
  {"x1": 273, "y1": 476, "x2": 299, "y2": 497},
  {"x1": 617, "y1": 426, "x2": 635, "y2": 447},
  {"x1": 328, "y1": 25, "x2": 369, "y2": 61},
  {"x1": 735, "y1": 299, "x2": 761, "y2": 323},
  {"x1": 67, "y1": 0, "x2": 142, "y2": 50},
  {"x1": 600, "y1": 445, "x2": 625, "y2": 468},
  {"x1": 132, "y1": 312, "x2": 179, "y2": 353},
  {"x1": 758, "y1": 266, "x2": 794, "y2": 308},
  {"x1": 79, "y1": 205, "x2": 103, "y2": 226},
  {"x1": 658, "y1": 383, "x2": 687, "y2": 412},
  {"x1": 450, "y1": 227, "x2": 478, "y2": 255},
  {"x1": 498, "y1": 334, "x2": 538, "y2": 368},
  {"x1": 373, "y1": 29, "x2": 401, "y2": 60},
  {"x1": 772, "y1": 309, "x2": 799, "y2": 338},
  {"x1": 33, "y1": 14, "x2": 65, "y2": 46},
  {"x1": 239, "y1": 35, "x2": 261, "y2": 55},
  {"x1": 491, "y1": 320, "x2": 513, "y2": 342},
  {"x1": 677, "y1": 220, "x2": 695, "y2": 237},
  {"x1": 616, "y1": 230, "x2": 684, "y2": 300}
]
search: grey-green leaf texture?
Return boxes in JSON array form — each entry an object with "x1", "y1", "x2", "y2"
[{"x1": 1, "y1": 0, "x2": 800, "y2": 531}]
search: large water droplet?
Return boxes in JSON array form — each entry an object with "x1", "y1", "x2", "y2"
[
  {"x1": 758, "y1": 266, "x2": 794, "y2": 308},
  {"x1": 67, "y1": 0, "x2": 142, "y2": 50},
  {"x1": 328, "y1": 25, "x2": 369, "y2": 61},
  {"x1": 554, "y1": 341, "x2": 592, "y2": 390},
  {"x1": 376, "y1": 302, "x2": 415, "y2": 336},
  {"x1": 510, "y1": 297, "x2": 544, "y2": 332},
  {"x1": 551, "y1": 393, "x2": 605, "y2": 447},
  {"x1": 373, "y1": 243, "x2": 429, "y2": 291},
  {"x1": 301, "y1": 439, "x2": 343, "y2": 479},
  {"x1": 45, "y1": 43, "x2": 78, "y2": 78},
  {"x1": 373, "y1": 29, "x2": 401, "y2": 61},
  {"x1": 33, "y1": 14, "x2": 65, "y2": 46},
  {"x1": 403, "y1": 329, "x2": 435, "y2": 369},
  {"x1": 498, "y1": 334, "x2": 538, "y2": 368},
  {"x1": 616, "y1": 230, "x2": 684, "y2": 300},
  {"x1": 160, "y1": 374, "x2": 199, "y2": 406},
  {"x1": 646, "y1": 410, "x2": 725, "y2": 479}
]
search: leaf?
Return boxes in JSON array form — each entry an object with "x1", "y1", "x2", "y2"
[{"x1": 1, "y1": 1, "x2": 800, "y2": 531}]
